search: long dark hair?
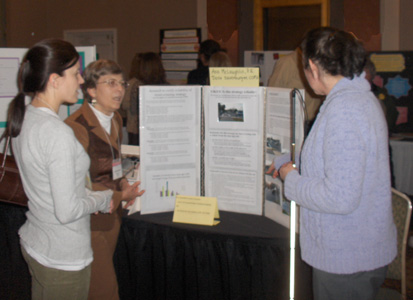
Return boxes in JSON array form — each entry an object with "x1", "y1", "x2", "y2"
[
  {"x1": 300, "y1": 27, "x2": 366, "y2": 79},
  {"x1": 5, "y1": 39, "x2": 79, "y2": 138}
]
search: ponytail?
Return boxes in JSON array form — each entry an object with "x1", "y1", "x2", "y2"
[
  {"x1": 6, "y1": 92, "x2": 26, "y2": 138},
  {"x1": 3, "y1": 38, "x2": 79, "y2": 139}
]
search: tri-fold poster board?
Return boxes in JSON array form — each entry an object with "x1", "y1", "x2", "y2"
[{"x1": 138, "y1": 85, "x2": 305, "y2": 230}]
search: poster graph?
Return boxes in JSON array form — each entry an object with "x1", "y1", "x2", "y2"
[{"x1": 159, "y1": 181, "x2": 180, "y2": 197}]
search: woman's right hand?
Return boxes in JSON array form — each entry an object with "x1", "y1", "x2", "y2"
[
  {"x1": 279, "y1": 162, "x2": 296, "y2": 181},
  {"x1": 95, "y1": 198, "x2": 115, "y2": 214},
  {"x1": 121, "y1": 181, "x2": 145, "y2": 206}
]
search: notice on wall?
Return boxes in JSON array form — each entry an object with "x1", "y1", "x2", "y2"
[{"x1": 209, "y1": 67, "x2": 260, "y2": 87}]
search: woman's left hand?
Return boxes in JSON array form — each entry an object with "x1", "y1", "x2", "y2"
[
  {"x1": 266, "y1": 162, "x2": 279, "y2": 178},
  {"x1": 279, "y1": 162, "x2": 296, "y2": 181}
]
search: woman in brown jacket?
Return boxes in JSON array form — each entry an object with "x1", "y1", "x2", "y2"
[{"x1": 65, "y1": 59, "x2": 144, "y2": 300}]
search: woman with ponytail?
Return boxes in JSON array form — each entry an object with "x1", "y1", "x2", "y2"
[{"x1": 9, "y1": 39, "x2": 114, "y2": 300}]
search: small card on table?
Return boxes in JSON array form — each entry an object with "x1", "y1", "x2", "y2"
[{"x1": 173, "y1": 195, "x2": 220, "y2": 226}]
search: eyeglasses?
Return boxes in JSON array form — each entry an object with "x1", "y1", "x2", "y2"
[{"x1": 96, "y1": 79, "x2": 129, "y2": 89}]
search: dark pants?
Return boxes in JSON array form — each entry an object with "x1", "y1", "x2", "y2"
[{"x1": 312, "y1": 266, "x2": 387, "y2": 300}]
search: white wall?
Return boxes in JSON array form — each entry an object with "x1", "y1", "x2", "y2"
[{"x1": 381, "y1": 0, "x2": 413, "y2": 51}]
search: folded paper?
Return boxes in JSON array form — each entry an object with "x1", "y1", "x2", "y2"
[{"x1": 173, "y1": 195, "x2": 220, "y2": 226}]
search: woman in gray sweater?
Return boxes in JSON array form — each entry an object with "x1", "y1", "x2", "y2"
[
  {"x1": 6, "y1": 39, "x2": 113, "y2": 300},
  {"x1": 279, "y1": 27, "x2": 397, "y2": 300}
]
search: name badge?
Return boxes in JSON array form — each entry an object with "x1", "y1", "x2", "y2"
[{"x1": 112, "y1": 158, "x2": 122, "y2": 180}]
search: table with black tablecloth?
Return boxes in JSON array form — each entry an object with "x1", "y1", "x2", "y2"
[
  {"x1": 113, "y1": 210, "x2": 312, "y2": 300},
  {"x1": 0, "y1": 202, "x2": 312, "y2": 300},
  {"x1": 0, "y1": 202, "x2": 31, "y2": 300}
]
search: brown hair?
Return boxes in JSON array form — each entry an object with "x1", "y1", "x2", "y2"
[
  {"x1": 82, "y1": 59, "x2": 124, "y2": 103},
  {"x1": 129, "y1": 52, "x2": 167, "y2": 84}
]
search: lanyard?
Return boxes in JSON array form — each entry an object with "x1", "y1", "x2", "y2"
[
  {"x1": 100, "y1": 119, "x2": 120, "y2": 160},
  {"x1": 100, "y1": 119, "x2": 123, "y2": 180}
]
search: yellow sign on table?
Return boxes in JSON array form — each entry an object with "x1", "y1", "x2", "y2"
[
  {"x1": 173, "y1": 195, "x2": 220, "y2": 226},
  {"x1": 209, "y1": 67, "x2": 259, "y2": 87}
]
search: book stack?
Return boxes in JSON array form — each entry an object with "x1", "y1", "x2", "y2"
[{"x1": 160, "y1": 28, "x2": 201, "y2": 85}]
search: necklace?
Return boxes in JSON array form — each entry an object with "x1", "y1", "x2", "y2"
[{"x1": 34, "y1": 96, "x2": 57, "y2": 113}]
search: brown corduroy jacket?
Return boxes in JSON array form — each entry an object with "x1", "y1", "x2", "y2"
[{"x1": 65, "y1": 102, "x2": 124, "y2": 231}]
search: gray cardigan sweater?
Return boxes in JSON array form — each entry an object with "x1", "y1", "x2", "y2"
[{"x1": 284, "y1": 74, "x2": 397, "y2": 274}]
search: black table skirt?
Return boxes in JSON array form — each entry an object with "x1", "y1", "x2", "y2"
[
  {"x1": 113, "y1": 211, "x2": 312, "y2": 300},
  {"x1": 0, "y1": 202, "x2": 30, "y2": 300},
  {"x1": 0, "y1": 203, "x2": 312, "y2": 300}
]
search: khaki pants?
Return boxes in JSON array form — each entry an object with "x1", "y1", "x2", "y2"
[
  {"x1": 22, "y1": 247, "x2": 91, "y2": 300},
  {"x1": 88, "y1": 211, "x2": 122, "y2": 300}
]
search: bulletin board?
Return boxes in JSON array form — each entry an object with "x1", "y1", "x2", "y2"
[{"x1": 369, "y1": 51, "x2": 413, "y2": 132}]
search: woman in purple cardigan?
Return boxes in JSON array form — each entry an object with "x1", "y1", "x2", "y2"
[{"x1": 278, "y1": 27, "x2": 397, "y2": 300}]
